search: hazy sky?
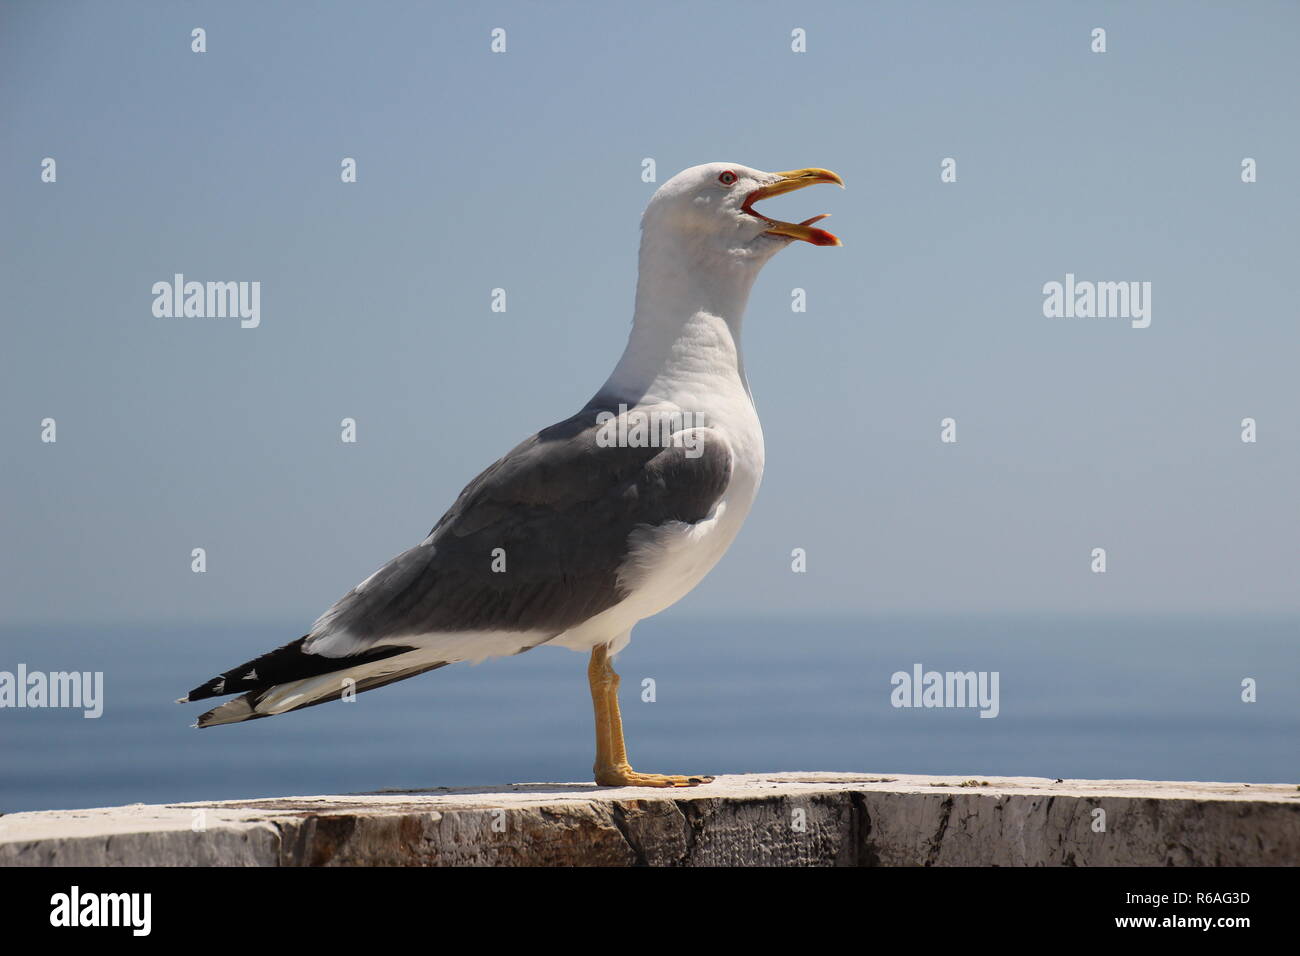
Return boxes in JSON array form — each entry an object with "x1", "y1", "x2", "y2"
[{"x1": 3, "y1": 0, "x2": 1297, "y2": 626}]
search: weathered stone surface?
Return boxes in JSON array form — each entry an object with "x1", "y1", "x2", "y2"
[
  {"x1": 1, "y1": 773, "x2": 1295, "y2": 866},
  {"x1": 0, "y1": 802, "x2": 281, "y2": 867}
]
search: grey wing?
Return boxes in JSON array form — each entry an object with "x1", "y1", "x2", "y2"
[{"x1": 302, "y1": 406, "x2": 733, "y2": 655}]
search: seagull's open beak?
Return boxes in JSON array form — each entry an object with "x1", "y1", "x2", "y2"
[{"x1": 742, "y1": 168, "x2": 845, "y2": 246}]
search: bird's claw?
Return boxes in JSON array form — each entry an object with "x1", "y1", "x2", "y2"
[{"x1": 595, "y1": 765, "x2": 714, "y2": 788}]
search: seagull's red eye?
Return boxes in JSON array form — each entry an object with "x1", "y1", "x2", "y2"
[{"x1": 718, "y1": 170, "x2": 738, "y2": 186}]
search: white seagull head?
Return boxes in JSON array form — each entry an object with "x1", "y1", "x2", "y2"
[{"x1": 641, "y1": 163, "x2": 845, "y2": 266}]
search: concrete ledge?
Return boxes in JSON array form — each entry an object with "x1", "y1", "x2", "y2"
[{"x1": 2, "y1": 773, "x2": 1297, "y2": 866}]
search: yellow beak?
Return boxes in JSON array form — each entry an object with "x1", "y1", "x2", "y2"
[{"x1": 742, "y1": 168, "x2": 845, "y2": 246}]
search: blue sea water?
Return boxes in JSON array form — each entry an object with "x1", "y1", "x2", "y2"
[{"x1": 1, "y1": 615, "x2": 1296, "y2": 814}]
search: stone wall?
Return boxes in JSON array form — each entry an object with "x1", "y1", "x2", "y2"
[{"x1": 2, "y1": 772, "x2": 1296, "y2": 866}]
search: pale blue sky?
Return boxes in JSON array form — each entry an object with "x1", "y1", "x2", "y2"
[{"x1": 3, "y1": 0, "x2": 1298, "y2": 625}]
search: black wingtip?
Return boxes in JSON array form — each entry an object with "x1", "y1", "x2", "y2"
[
  {"x1": 183, "y1": 675, "x2": 230, "y2": 703},
  {"x1": 181, "y1": 634, "x2": 420, "y2": 705},
  {"x1": 182, "y1": 635, "x2": 313, "y2": 702}
]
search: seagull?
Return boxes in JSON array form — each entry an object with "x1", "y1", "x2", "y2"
[{"x1": 180, "y1": 163, "x2": 844, "y2": 787}]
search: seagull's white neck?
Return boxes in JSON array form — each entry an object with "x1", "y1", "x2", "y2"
[{"x1": 598, "y1": 229, "x2": 772, "y2": 408}]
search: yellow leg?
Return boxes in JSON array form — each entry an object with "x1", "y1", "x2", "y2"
[
  {"x1": 587, "y1": 644, "x2": 614, "y2": 771},
  {"x1": 587, "y1": 643, "x2": 713, "y2": 788}
]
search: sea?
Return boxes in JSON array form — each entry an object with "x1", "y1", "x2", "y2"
[{"x1": 1, "y1": 614, "x2": 1296, "y2": 814}]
